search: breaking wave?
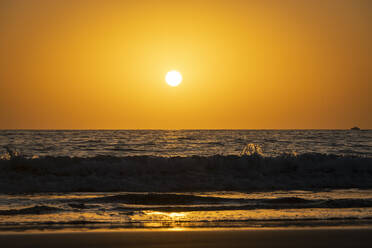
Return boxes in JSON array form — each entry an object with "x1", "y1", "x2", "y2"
[
  {"x1": 77, "y1": 194, "x2": 372, "y2": 211},
  {"x1": 87, "y1": 193, "x2": 233, "y2": 205},
  {"x1": 0, "y1": 153, "x2": 371, "y2": 193}
]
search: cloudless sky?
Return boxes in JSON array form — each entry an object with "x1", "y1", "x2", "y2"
[{"x1": 0, "y1": 0, "x2": 371, "y2": 129}]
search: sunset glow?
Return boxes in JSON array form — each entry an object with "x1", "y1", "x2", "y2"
[
  {"x1": 1, "y1": 1, "x2": 372, "y2": 242},
  {"x1": 0, "y1": 0, "x2": 371, "y2": 129}
]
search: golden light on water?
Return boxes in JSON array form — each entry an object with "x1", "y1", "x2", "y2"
[
  {"x1": 165, "y1": 70, "x2": 182, "y2": 87},
  {"x1": 146, "y1": 211, "x2": 186, "y2": 219}
]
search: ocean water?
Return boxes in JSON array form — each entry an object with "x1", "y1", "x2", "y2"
[
  {"x1": 0, "y1": 130, "x2": 371, "y2": 231},
  {"x1": 1, "y1": 130, "x2": 371, "y2": 158}
]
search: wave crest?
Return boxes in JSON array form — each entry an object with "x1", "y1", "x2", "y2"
[{"x1": 0, "y1": 153, "x2": 371, "y2": 193}]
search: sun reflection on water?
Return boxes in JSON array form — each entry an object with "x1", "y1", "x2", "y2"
[{"x1": 145, "y1": 211, "x2": 186, "y2": 219}]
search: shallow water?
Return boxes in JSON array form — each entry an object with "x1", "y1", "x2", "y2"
[{"x1": 1, "y1": 190, "x2": 372, "y2": 231}]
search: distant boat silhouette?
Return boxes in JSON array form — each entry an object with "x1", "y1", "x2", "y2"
[{"x1": 350, "y1": 126, "x2": 360, "y2": 130}]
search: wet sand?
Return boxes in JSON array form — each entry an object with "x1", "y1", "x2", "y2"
[{"x1": 1, "y1": 228, "x2": 372, "y2": 248}]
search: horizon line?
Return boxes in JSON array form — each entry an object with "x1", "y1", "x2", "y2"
[{"x1": 0, "y1": 128, "x2": 370, "y2": 131}]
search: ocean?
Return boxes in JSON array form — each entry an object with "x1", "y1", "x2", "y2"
[{"x1": 0, "y1": 129, "x2": 371, "y2": 231}]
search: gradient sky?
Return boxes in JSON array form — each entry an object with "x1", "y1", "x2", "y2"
[{"x1": 0, "y1": 0, "x2": 371, "y2": 129}]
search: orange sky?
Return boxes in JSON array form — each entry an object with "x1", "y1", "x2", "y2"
[{"x1": 0, "y1": 0, "x2": 371, "y2": 129}]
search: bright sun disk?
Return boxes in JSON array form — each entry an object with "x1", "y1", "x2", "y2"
[{"x1": 165, "y1": 70, "x2": 182, "y2": 87}]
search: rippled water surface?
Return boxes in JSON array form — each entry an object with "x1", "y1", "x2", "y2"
[{"x1": 1, "y1": 130, "x2": 371, "y2": 157}]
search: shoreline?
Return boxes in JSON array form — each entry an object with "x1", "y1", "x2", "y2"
[
  {"x1": 1, "y1": 227, "x2": 372, "y2": 248},
  {"x1": 2, "y1": 225, "x2": 372, "y2": 234}
]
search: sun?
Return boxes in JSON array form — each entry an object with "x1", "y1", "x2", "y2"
[{"x1": 165, "y1": 70, "x2": 182, "y2": 87}]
